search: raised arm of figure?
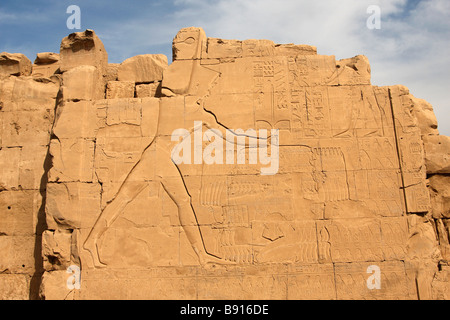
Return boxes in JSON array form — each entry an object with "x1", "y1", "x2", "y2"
[{"x1": 200, "y1": 106, "x2": 272, "y2": 145}]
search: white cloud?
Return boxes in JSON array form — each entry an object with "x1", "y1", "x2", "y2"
[{"x1": 0, "y1": 11, "x2": 17, "y2": 22}]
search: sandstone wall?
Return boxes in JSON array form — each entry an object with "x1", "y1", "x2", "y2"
[
  {"x1": 0, "y1": 52, "x2": 59, "y2": 299},
  {"x1": 0, "y1": 28, "x2": 449, "y2": 300}
]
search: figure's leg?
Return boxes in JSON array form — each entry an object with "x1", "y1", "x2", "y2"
[
  {"x1": 158, "y1": 150, "x2": 233, "y2": 266},
  {"x1": 83, "y1": 154, "x2": 150, "y2": 267},
  {"x1": 160, "y1": 178, "x2": 208, "y2": 264}
]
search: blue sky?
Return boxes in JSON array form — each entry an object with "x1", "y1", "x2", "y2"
[{"x1": 1, "y1": 0, "x2": 449, "y2": 135}]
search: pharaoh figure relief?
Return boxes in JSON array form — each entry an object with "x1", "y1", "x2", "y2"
[
  {"x1": 83, "y1": 28, "x2": 269, "y2": 268},
  {"x1": 73, "y1": 26, "x2": 428, "y2": 272}
]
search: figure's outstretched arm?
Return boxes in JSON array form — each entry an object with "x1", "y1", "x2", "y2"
[{"x1": 200, "y1": 106, "x2": 272, "y2": 145}]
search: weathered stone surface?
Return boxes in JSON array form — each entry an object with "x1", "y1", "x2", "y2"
[
  {"x1": 0, "y1": 69, "x2": 56, "y2": 300},
  {"x1": 0, "y1": 274, "x2": 30, "y2": 300},
  {"x1": 435, "y1": 219, "x2": 450, "y2": 262},
  {"x1": 0, "y1": 147, "x2": 21, "y2": 189},
  {"x1": 429, "y1": 175, "x2": 450, "y2": 219},
  {"x1": 104, "y1": 63, "x2": 119, "y2": 82},
  {"x1": 32, "y1": 52, "x2": 60, "y2": 78},
  {"x1": 203, "y1": 37, "x2": 317, "y2": 60},
  {"x1": 42, "y1": 230, "x2": 73, "y2": 271},
  {"x1": 45, "y1": 182, "x2": 101, "y2": 230},
  {"x1": 0, "y1": 76, "x2": 59, "y2": 116},
  {"x1": 40, "y1": 270, "x2": 75, "y2": 300},
  {"x1": 135, "y1": 82, "x2": 161, "y2": 98},
  {"x1": 52, "y1": 101, "x2": 98, "y2": 139},
  {"x1": 423, "y1": 135, "x2": 450, "y2": 174},
  {"x1": 48, "y1": 138, "x2": 95, "y2": 183},
  {"x1": 117, "y1": 54, "x2": 168, "y2": 83},
  {"x1": 35, "y1": 52, "x2": 60, "y2": 65},
  {"x1": 404, "y1": 94, "x2": 439, "y2": 136},
  {"x1": 59, "y1": 29, "x2": 108, "y2": 73},
  {"x1": 432, "y1": 265, "x2": 450, "y2": 300},
  {"x1": 0, "y1": 52, "x2": 32, "y2": 77},
  {"x1": 0, "y1": 236, "x2": 38, "y2": 274},
  {"x1": 336, "y1": 55, "x2": 371, "y2": 85},
  {"x1": 106, "y1": 81, "x2": 135, "y2": 99},
  {"x1": 0, "y1": 190, "x2": 43, "y2": 236},
  {"x1": 406, "y1": 214, "x2": 443, "y2": 299},
  {"x1": 61, "y1": 65, "x2": 104, "y2": 101},
  {"x1": 1, "y1": 108, "x2": 54, "y2": 147},
  {"x1": 1, "y1": 27, "x2": 449, "y2": 300}
]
